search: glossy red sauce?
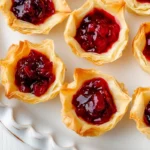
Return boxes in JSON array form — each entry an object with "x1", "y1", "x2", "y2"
[
  {"x1": 72, "y1": 78, "x2": 117, "y2": 125},
  {"x1": 15, "y1": 50, "x2": 55, "y2": 97},
  {"x1": 143, "y1": 33, "x2": 150, "y2": 61},
  {"x1": 75, "y1": 8, "x2": 120, "y2": 54},
  {"x1": 11, "y1": 0, "x2": 55, "y2": 25},
  {"x1": 137, "y1": 0, "x2": 150, "y2": 3},
  {"x1": 144, "y1": 101, "x2": 150, "y2": 126}
]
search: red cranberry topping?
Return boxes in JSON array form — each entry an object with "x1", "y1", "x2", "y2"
[
  {"x1": 137, "y1": 0, "x2": 150, "y2": 3},
  {"x1": 11, "y1": 0, "x2": 55, "y2": 25},
  {"x1": 143, "y1": 33, "x2": 150, "y2": 61},
  {"x1": 144, "y1": 101, "x2": 150, "y2": 126},
  {"x1": 75, "y1": 8, "x2": 120, "y2": 54},
  {"x1": 72, "y1": 78, "x2": 117, "y2": 125},
  {"x1": 15, "y1": 50, "x2": 55, "y2": 97}
]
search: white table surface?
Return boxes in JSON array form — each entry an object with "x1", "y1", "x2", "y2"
[{"x1": 0, "y1": 123, "x2": 33, "y2": 150}]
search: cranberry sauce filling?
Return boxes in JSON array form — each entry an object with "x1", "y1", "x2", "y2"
[
  {"x1": 15, "y1": 50, "x2": 55, "y2": 97},
  {"x1": 75, "y1": 8, "x2": 120, "y2": 54},
  {"x1": 144, "y1": 101, "x2": 150, "y2": 126},
  {"x1": 137, "y1": 0, "x2": 150, "y2": 3},
  {"x1": 72, "y1": 78, "x2": 117, "y2": 125},
  {"x1": 11, "y1": 0, "x2": 55, "y2": 25},
  {"x1": 143, "y1": 33, "x2": 150, "y2": 61}
]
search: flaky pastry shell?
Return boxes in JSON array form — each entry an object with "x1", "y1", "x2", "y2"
[
  {"x1": 0, "y1": 0, "x2": 71, "y2": 34},
  {"x1": 64, "y1": 0, "x2": 129, "y2": 65},
  {"x1": 125, "y1": 0, "x2": 150, "y2": 15},
  {"x1": 60, "y1": 68, "x2": 131, "y2": 136},
  {"x1": 130, "y1": 87, "x2": 150, "y2": 138},
  {"x1": 133, "y1": 23, "x2": 150, "y2": 74},
  {"x1": 0, "y1": 40, "x2": 65, "y2": 104}
]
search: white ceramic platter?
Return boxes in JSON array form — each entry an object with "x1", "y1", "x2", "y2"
[{"x1": 1, "y1": 1, "x2": 150, "y2": 150}]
